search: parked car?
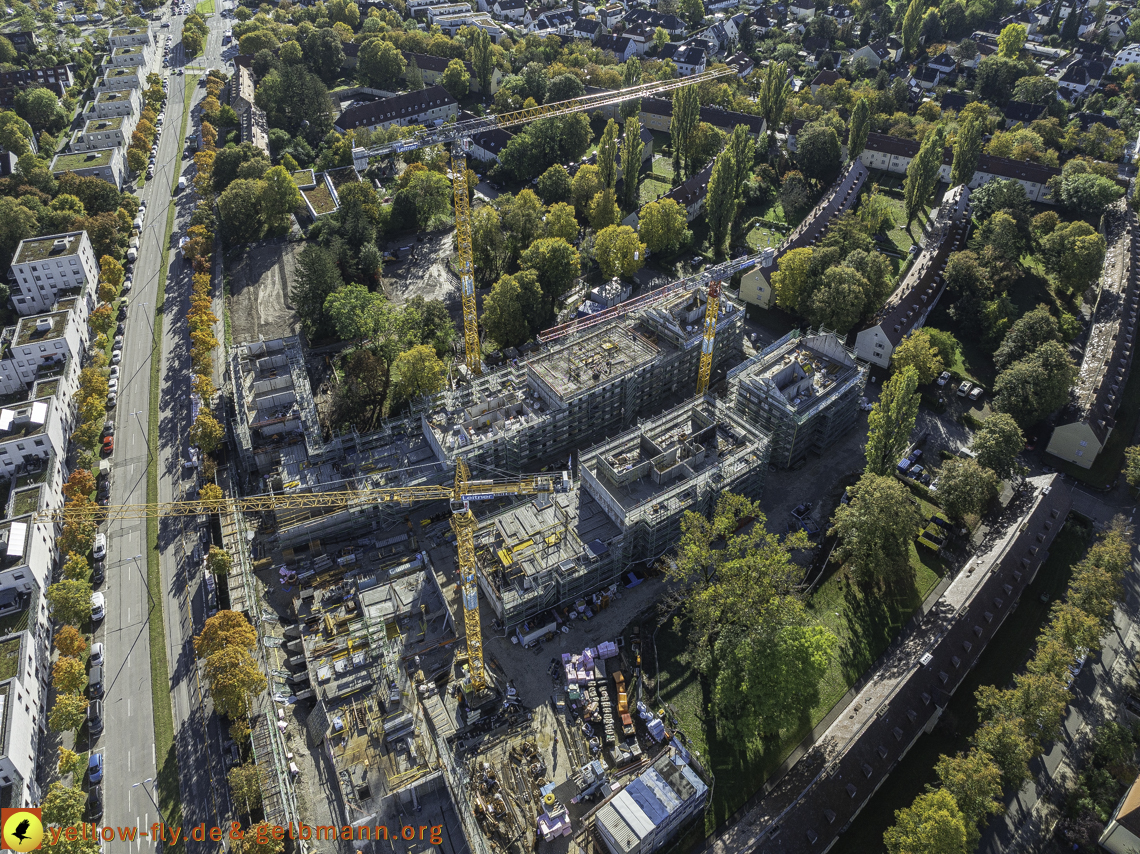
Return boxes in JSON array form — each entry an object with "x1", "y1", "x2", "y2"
[
  {"x1": 109, "y1": 366, "x2": 120, "y2": 380},
  {"x1": 936, "y1": 371, "x2": 950, "y2": 387},
  {"x1": 89, "y1": 642, "x2": 104, "y2": 666},
  {"x1": 93, "y1": 533, "x2": 107, "y2": 560},
  {"x1": 956, "y1": 381, "x2": 972, "y2": 397},
  {"x1": 106, "y1": 393, "x2": 116, "y2": 409},
  {"x1": 111, "y1": 351, "x2": 122, "y2": 366},
  {"x1": 88, "y1": 785, "x2": 104, "y2": 820},
  {"x1": 88, "y1": 700, "x2": 104, "y2": 737},
  {"x1": 87, "y1": 753, "x2": 104, "y2": 783},
  {"x1": 91, "y1": 592, "x2": 106, "y2": 623},
  {"x1": 969, "y1": 386, "x2": 984, "y2": 401},
  {"x1": 102, "y1": 436, "x2": 114, "y2": 455},
  {"x1": 92, "y1": 560, "x2": 105, "y2": 587}
]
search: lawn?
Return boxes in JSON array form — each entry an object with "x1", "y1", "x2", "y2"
[
  {"x1": 652, "y1": 524, "x2": 947, "y2": 841},
  {"x1": 194, "y1": 0, "x2": 214, "y2": 13},
  {"x1": 640, "y1": 176, "x2": 672, "y2": 206}
]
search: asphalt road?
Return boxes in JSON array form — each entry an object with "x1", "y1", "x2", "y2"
[{"x1": 95, "y1": 4, "x2": 233, "y2": 849}]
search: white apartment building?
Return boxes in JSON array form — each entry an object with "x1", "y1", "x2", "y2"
[
  {"x1": 108, "y1": 43, "x2": 153, "y2": 68},
  {"x1": 50, "y1": 147, "x2": 125, "y2": 189},
  {"x1": 6, "y1": 232, "x2": 98, "y2": 316},
  {"x1": 85, "y1": 88, "x2": 141, "y2": 120},
  {"x1": 97, "y1": 65, "x2": 144, "y2": 92},
  {"x1": 71, "y1": 114, "x2": 135, "y2": 152},
  {"x1": 108, "y1": 26, "x2": 155, "y2": 49},
  {"x1": 0, "y1": 303, "x2": 88, "y2": 395}
]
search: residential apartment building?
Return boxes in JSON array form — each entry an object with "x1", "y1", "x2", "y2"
[
  {"x1": 5, "y1": 232, "x2": 98, "y2": 316},
  {"x1": 0, "y1": 398, "x2": 68, "y2": 479},
  {"x1": 334, "y1": 85, "x2": 458, "y2": 132},
  {"x1": 854, "y1": 185, "x2": 972, "y2": 368},
  {"x1": 50, "y1": 147, "x2": 125, "y2": 189},
  {"x1": 0, "y1": 301, "x2": 88, "y2": 395},
  {"x1": 0, "y1": 64, "x2": 74, "y2": 108},
  {"x1": 71, "y1": 115, "x2": 135, "y2": 152},
  {"x1": 729, "y1": 329, "x2": 866, "y2": 468},
  {"x1": 96, "y1": 65, "x2": 144, "y2": 93},
  {"x1": 108, "y1": 26, "x2": 155, "y2": 49},
  {"x1": 85, "y1": 88, "x2": 141, "y2": 120},
  {"x1": 401, "y1": 51, "x2": 502, "y2": 93},
  {"x1": 1046, "y1": 201, "x2": 1138, "y2": 468},
  {"x1": 108, "y1": 43, "x2": 154, "y2": 68}
]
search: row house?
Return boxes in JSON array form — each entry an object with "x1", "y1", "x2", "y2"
[
  {"x1": 85, "y1": 88, "x2": 141, "y2": 120},
  {"x1": 493, "y1": 0, "x2": 526, "y2": 19},
  {"x1": 632, "y1": 96, "x2": 765, "y2": 139},
  {"x1": 0, "y1": 64, "x2": 74, "y2": 108},
  {"x1": 850, "y1": 36, "x2": 903, "y2": 68},
  {"x1": 96, "y1": 65, "x2": 144, "y2": 93},
  {"x1": 5, "y1": 232, "x2": 98, "y2": 317},
  {"x1": 70, "y1": 115, "x2": 136, "y2": 153},
  {"x1": 108, "y1": 43, "x2": 154, "y2": 68},
  {"x1": 334, "y1": 85, "x2": 458, "y2": 132},
  {"x1": 49, "y1": 147, "x2": 125, "y2": 190},
  {"x1": 1110, "y1": 42, "x2": 1140, "y2": 71},
  {"x1": 572, "y1": 17, "x2": 603, "y2": 40},
  {"x1": 401, "y1": 51, "x2": 503, "y2": 94},
  {"x1": 108, "y1": 26, "x2": 155, "y2": 49},
  {"x1": 622, "y1": 8, "x2": 686, "y2": 36},
  {"x1": 425, "y1": 2, "x2": 476, "y2": 22}
]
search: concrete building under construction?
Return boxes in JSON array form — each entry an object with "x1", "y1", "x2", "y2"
[
  {"x1": 449, "y1": 397, "x2": 771, "y2": 630},
  {"x1": 728, "y1": 329, "x2": 866, "y2": 469},
  {"x1": 422, "y1": 286, "x2": 746, "y2": 473}
]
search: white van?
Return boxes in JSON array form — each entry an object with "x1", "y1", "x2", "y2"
[
  {"x1": 177, "y1": 176, "x2": 187, "y2": 191},
  {"x1": 93, "y1": 533, "x2": 107, "y2": 560},
  {"x1": 127, "y1": 247, "x2": 137, "y2": 263}
]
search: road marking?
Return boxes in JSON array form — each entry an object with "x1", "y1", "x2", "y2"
[
  {"x1": 127, "y1": 698, "x2": 131, "y2": 717},
  {"x1": 127, "y1": 749, "x2": 131, "y2": 772},
  {"x1": 152, "y1": 742, "x2": 156, "y2": 768}
]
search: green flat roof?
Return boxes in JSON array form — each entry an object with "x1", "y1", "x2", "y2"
[
  {"x1": 84, "y1": 116, "x2": 125, "y2": 132},
  {"x1": 14, "y1": 312, "x2": 66, "y2": 347},
  {"x1": 114, "y1": 46, "x2": 144, "y2": 55},
  {"x1": 104, "y1": 67, "x2": 140, "y2": 79},
  {"x1": 0, "y1": 638, "x2": 20, "y2": 684},
  {"x1": 112, "y1": 27, "x2": 146, "y2": 36},
  {"x1": 10, "y1": 489, "x2": 39, "y2": 519},
  {"x1": 96, "y1": 90, "x2": 131, "y2": 102},
  {"x1": 13, "y1": 233, "x2": 83, "y2": 264},
  {"x1": 53, "y1": 149, "x2": 115, "y2": 170}
]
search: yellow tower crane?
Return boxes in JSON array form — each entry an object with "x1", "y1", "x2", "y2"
[
  {"x1": 34, "y1": 465, "x2": 566, "y2": 693},
  {"x1": 694, "y1": 279, "x2": 722, "y2": 397},
  {"x1": 353, "y1": 67, "x2": 736, "y2": 377}
]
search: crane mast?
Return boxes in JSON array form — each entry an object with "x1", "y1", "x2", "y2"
[
  {"x1": 451, "y1": 147, "x2": 482, "y2": 375},
  {"x1": 695, "y1": 279, "x2": 722, "y2": 397}
]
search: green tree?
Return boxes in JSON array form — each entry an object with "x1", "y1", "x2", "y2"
[
  {"x1": 520, "y1": 237, "x2": 580, "y2": 306},
  {"x1": 972, "y1": 713, "x2": 1033, "y2": 789},
  {"x1": 904, "y1": 125, "x2": 945, "y2": 226},
  {"x1": 934, "y1": 751, "x2": 1004, "y2": 847},
  {"x1": 884, "y1": 789, "x2": 968, "y2": 854},
  {"x1": 653, "y1": 26, "x2": 670, "y2": 52},
  {"x1": 670, "y1": 84, "x2": 699, "y2": 179},
  {"x1": 537, "y1": 164, "x2": 572, "y2": 205},
  {"x1": 207, "y1": 546, "x2": 233, "y2": 578},
  {"x1": 901, "y1": 0, "x2": 925, "y2": 58},
  {"x1": 757, "y1": 61, "x2": 791, "y2": 142},
  {"x1": 357, "y1": 38, "x2": 406, "y2": 89},
  {"x1": 440, "y1": 59, "x2": 470, "y2": 100},
  {"x1": 994, "y1": 305, "x2": 1060, "y2": 369},
  {"x1": 597, "y1": 119, "x2": 620, "y2": 190},
  {"x1": 992, "y1": 340, "x2": 1076, "y2": 427},
  {"x1": 14, "y1": 87, "x2": 66, "y2": 133},
  {"x1": 0, "y1": 196, "x2": 39, "y2": 266},
  {"x1": 389, "y1": 344, "x2": 446, "y2": 408},
  {"x1": 727, "y1": 124, "x2": 755, "y2": 201},
  {"x1": 49, "y1": 692, "x2": 89, "y2": 734},
  {"x1": 620, "y1": 119, "x2": 645, "y2": 211},
  {"x1": 1040, "y1": 221, "x2": 1106, "y2": 295},
  {"x1": 950, "y1": 105, "x2": 986, "y2": 187},
  {"x1": 204, "y1": 646, "x2": 268, "y2": 719},
  {"x1": 972, "y1": 412, "x2": 1025, "y2": 480},
  {"x1": 262, "y1": 165, "x2": 303, "y2": 228},
  {"x1": 392, "y1": 169, "x2": 452, "y2": 230},
  {"x1": 0, "y1": 111, "x2": 33, "y2": 156},
  {"x1": 667, "y1": 494, "x2": 835, "y2": 738},
  {"x1": 54, "y1": 625, "x2": 87, "y2": 657},
  {"x1": 997, "y1": 22, "x2": 1027, "y2": 57},
  {"x1": 547, "y1": 73, "x2": 585, "y2": 102},
  {"x1": 1125, "y1": 446, "x2": 1140, "y2": 489},
  {"x1": 830, "y1": 473, "x2": 923, "y2": 586},
  {"x1": 0, "y1": 36, "x2": 15, "y2": 65},
  {"x1": 796, "y1": 122, "x2": 842, "y2": 186},
  {"x1": 324, "y1": 283, "x2": 384, "y2": 343},
  {"x1": 848, "y1": 98, "x2": 871, "y2": 162},
  {"x1": 471, "y1": 205, "x2": 508, "y2": 286},
  {"x1": 594, "y1": 225, "x2": 645, "y2": 278},
  {"x1": 808, "y1": 265, "x2": 867, "y2": 333},
  {"x1": 405, "y1": 56, "x2": 424, "y2": 90},
  {"x1": 544, "y1": 203, "x2": 579, "y2": 242},
  {"x1": 620, "y1": 57, "x2": 642, "y2": 119},
  {"x1": 218, "y1": 178, "x2": 267, "y2": 243},
  {"x1": 482, "y1": 270, "x2": 543, "y2": 347},
  {"x1": 229, "y1": 763, "x2": 264, "y2": 817},
  {"x1": 500, "y1": 188, "x2": 546, "y2": 256},
  {"x1": 588, "y1": 189, "x2": 621, "y2": 231},
  {"x1": 705, "y1": 149, "x2": 736, "y2": 254},
  {"x1": 1053, "y1": 168, "x2": 1123, "y2": 216},
  {"x1": 41, "y1": 782, "x2": 88, "y2": 829},
  {"x1": 293, "y1": 244, "x2": 344, "y2": 338},
  {"x1": 469, "y1": 27, "x2": 494, "y2": 95},
  {"x1": 891, "y1": 329, "x2": 945, "y2": 384},
  {"x1": 936, "y1": 457, "x2": 1000, "y2": 520},
  {"x1": 571, "y1": 164, "x2": 603, "y2": 219},
  {"x1": 46, "y1": 579, "x2": 93, "y2": 626},
  {"x1": 639, "y1": 198, "x2": 688, "y2": 254},
  {"x1": 865, "y1": 366, "x2": 921, "y2": 476},
  {"x1": 771, "y1": 247, "x2": 814, "y2": 313}
]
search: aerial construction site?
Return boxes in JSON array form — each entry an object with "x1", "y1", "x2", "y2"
[{"x1": 219, "y1": 245, "x2": 874, "y2": 854}]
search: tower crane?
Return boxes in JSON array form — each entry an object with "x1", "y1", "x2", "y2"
[
  {"x1": 351, "y1": 67, "x2": 736, "y2": 378},
  {"x1": 34, "y1": 464, "x2": 568, "y2": 694}
]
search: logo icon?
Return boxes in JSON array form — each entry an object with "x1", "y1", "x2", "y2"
[{"x1": 1, "y1": 809, "x2": 42, "y2": 852}]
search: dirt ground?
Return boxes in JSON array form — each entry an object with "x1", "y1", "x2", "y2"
[
  {"x1": 227, "y1": 240, "x2": 304, "y2": 345},
  {"x1": 379, "y1": 230, "x2": 462, "y2": 315}
]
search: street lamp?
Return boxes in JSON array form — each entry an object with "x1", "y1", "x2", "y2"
[
  {"x1": 139, "y1": 302, "x2": 157, "y2": 345},
  {"x1": 132, "y1": 408, "x2": 151, "y2": 461},
  {"x1": 131, "y1": 553, "x2": 155, "y2": 608},
  {"x1": 131, "y1": 778, "x2": 164, "y2": 852}
]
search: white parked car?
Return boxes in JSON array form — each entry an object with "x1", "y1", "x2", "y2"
[
  {"x1": 111, "y1": 351, "x2": 122, "y2": 366},
  {"x1": 109, "y1": 366, "x2": 120, "y2": 379},
  {"x1": 936, "y1": 371, "x2": 950, "y2": 387},
  {"x1": 89, "y1": 642, "x2": 105, "y2": 666},
  {"x1": 93, "y1": 533, "x2": 107, "y2": 560},
  {"x1": 91, "y1": 592, "x2": 106, "y2": 622}
]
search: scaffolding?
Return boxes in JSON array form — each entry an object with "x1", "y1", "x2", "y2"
[{"x1": 729, "y1": 329, "x2": 866, "y2": 469}]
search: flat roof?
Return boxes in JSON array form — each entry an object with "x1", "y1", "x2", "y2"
[
  {"x1": 95, "y1": 90, "x2": 132, "y2": 103},
  {"x1": 13, "y1": 311, "x2": 67, "y2": 347},
  {"x1": 112, "y1": 45, "x2": 144, "y2": 55},
  {"x1": 734, "y1": 331, "x2": 860, "y2": 413},
  {"x1": 83, "y1": 116, "x2": 125, "y2": 132},
  {"x1": 53, "y1": 148, "x2": 115, "y2": 170},
  {"x1": 13, "y1": 233, "x2": 84, "y2": 264},
  {"x1": 528, "y1": 325, "x2": 658, "y2": 401},
  {"x1": 103, "y1": 66, "x2": 140, "y2": 78}
]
